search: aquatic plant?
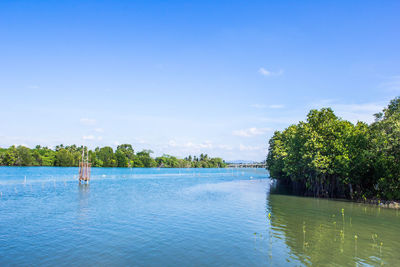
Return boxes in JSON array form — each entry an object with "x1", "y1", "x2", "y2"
[{"x1": 372, "y1": 233, "x2": 378, "y2": 242}]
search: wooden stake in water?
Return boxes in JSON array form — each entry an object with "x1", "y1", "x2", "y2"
[{"x1": 79, "y1": 146, "x2": 91, "y2": 184}]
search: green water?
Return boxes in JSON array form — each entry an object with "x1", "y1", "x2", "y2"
[{"x1": 269, "y1": 193, "x2": 400, "y2": 266}]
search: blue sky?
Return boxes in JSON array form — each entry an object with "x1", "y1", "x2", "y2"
[{"x1": 0, "y1": 0, "x2": 399, "y2": 161}]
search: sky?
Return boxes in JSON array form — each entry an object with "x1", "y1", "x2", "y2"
[{"x1": 0, "y1": 0, "x2": 399, "y2": 161}]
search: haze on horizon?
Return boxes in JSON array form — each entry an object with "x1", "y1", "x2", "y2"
[{"x1": 1, "y1": 0, "x2": 399, "y2": 161}]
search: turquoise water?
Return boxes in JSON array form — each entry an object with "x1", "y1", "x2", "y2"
[{"x1": 0, "y1": 167, "x2": 399, "y2": 266}]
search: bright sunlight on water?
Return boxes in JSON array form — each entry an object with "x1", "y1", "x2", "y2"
[{"x1": 0, "y1": 167, "x2": 399, "y2": 266}]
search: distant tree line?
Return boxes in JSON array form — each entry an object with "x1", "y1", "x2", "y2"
[
  {"x1": 266, "y1": 97, "x2": 400, "y2": 200},
  {"x1": 0, "y1": 144, "x2": 227, "y2": 168}
]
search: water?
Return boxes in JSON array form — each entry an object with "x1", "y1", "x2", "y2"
[{"x1": 0, "y1": 167, "x2": 399, "y2": 266}]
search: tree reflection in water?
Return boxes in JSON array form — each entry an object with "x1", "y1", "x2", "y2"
[{"x1": 266, "y1": 183, "x2": 399, "y2": 266}]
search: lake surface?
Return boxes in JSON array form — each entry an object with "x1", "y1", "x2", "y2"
[{"x1": 0, "y1": 167, "x2": 399, "y2": 266}]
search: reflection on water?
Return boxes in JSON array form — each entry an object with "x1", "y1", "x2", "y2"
[
  {"x1": 0, "y1": 167, "x2": 399, "y2": 266},
  {"x1": 78, "y1": 184, "x2": 90, "y2": 219},
  {"x1": 267, "y1": 188, "x2": 400, "y2": 266}
]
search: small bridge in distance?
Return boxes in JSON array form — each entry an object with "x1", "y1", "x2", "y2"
[{"x1": 226, "y1": 163, "x2": 266, "y2": 168}]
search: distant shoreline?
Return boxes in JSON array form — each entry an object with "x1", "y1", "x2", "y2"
[
  {"x1": 0, "y1": 165, "x2": 229, "y2": 169},
  {"x1": 0, "y1": 144, "x2": 227, "y2": 168}
]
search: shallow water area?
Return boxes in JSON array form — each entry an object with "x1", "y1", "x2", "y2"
[{"x1": 0, "y1": 167, "x2": 399, "y2": 266}]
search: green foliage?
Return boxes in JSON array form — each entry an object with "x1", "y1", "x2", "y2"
[
  {"x1": 15, "y1": 146, "x2": 34, "y2": 166},
  {"x1": 266, "y1": 97, "x2": 400, "y2": 200},
  {"x1": 136, "y1": 150, "x2": 157, "y2": 167},
  {"x1": 369, "y1": 97, "x2": 400, "y2": 199},
  {"x1": 97, "y1": 146, "x2": 117, "y2": 167},
  {"x1": 115, "y1": 144, "x2": 134, "y2": 167},
  {"x1": 54, "y1": 149, "x2": 75, "y2": 166},
  {"x1": 1, "y1": 146, "x2": 18, "y2": 166},
  {"x1": 0, "y1": 144, "x2": 227, "y2": 169}
]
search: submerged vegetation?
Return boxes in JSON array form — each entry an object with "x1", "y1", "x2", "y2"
[
  {"x1": 0, "y1": 144, "x2": 226, "y2": 168},
  {"x1": 266, "y1": 97, "x2": 400, "y2": 200}
]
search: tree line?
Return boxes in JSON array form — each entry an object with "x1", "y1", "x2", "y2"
[
  {"x1": 266, "y1": 97, "x2": 400, "y2": 200},
  {"x1": 0, "y1": 144, "x2": 227, "y2": 168}
]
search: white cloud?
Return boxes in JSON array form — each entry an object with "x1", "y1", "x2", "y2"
[
  {"x1": 312, "y1": 100, "x2": 385, "y2": 124},
  {"x1": 239, "y1": 144, "x2": 265, "y2": 151},
  {"x1": 168, "y1": 140, "x2": 214, "y2": 150},
  {"x1": 186, "y1": 141, "x2": 213, "y2": 149},
  {"x1": 82, "y1": 135, "x2": 95, "y2": 140},
  {"x1": 259, "y1": 68, "x2": 271, "y2": 76},
  {"x1": 168, "y1": 140, "x2": 177, "y2": 147},
  {"x1": 269, "y1": 104, "x2": 284, "y2": 109},
  {"x1": 94, "y1": 128, "x2": 104, "y2": 133},
  {"x1": 233, "y1": 127, "x2": 271, "y2": 137},
  {"x1": 134, "y1": 138, "x2": 146, "y2": 144},
  {"x1": 0, "y1": 136, "x2": 71, "y2": 149},
  {"x1": 97, "y1": 136, "x2": 103, "y2": 141},
  {"x1": 256, "y1": 116, "x2": 304, "y2": 125},
  {"x1": 163, "y1": 140, "x2": 235, "y2": 156},
  {"x1": 255, "y1": 100, "x2": 386, "y2": 128},
  {"x1": 217, "y1": 144, "x2": 233, "y2": 151},
  {"x1": 80, "y1": 118, "x2": 96, "y2": 125},
  {"x1": 258, "y1": 67, "x2": 284, "y2": 77}
]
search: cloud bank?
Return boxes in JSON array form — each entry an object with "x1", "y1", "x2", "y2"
[
  {"x1": 258, "y1": 67, "x2": 284, "y2": 77},
  {"x1": 233, "y1": 127, "x2": 271, "y2": 137}
]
